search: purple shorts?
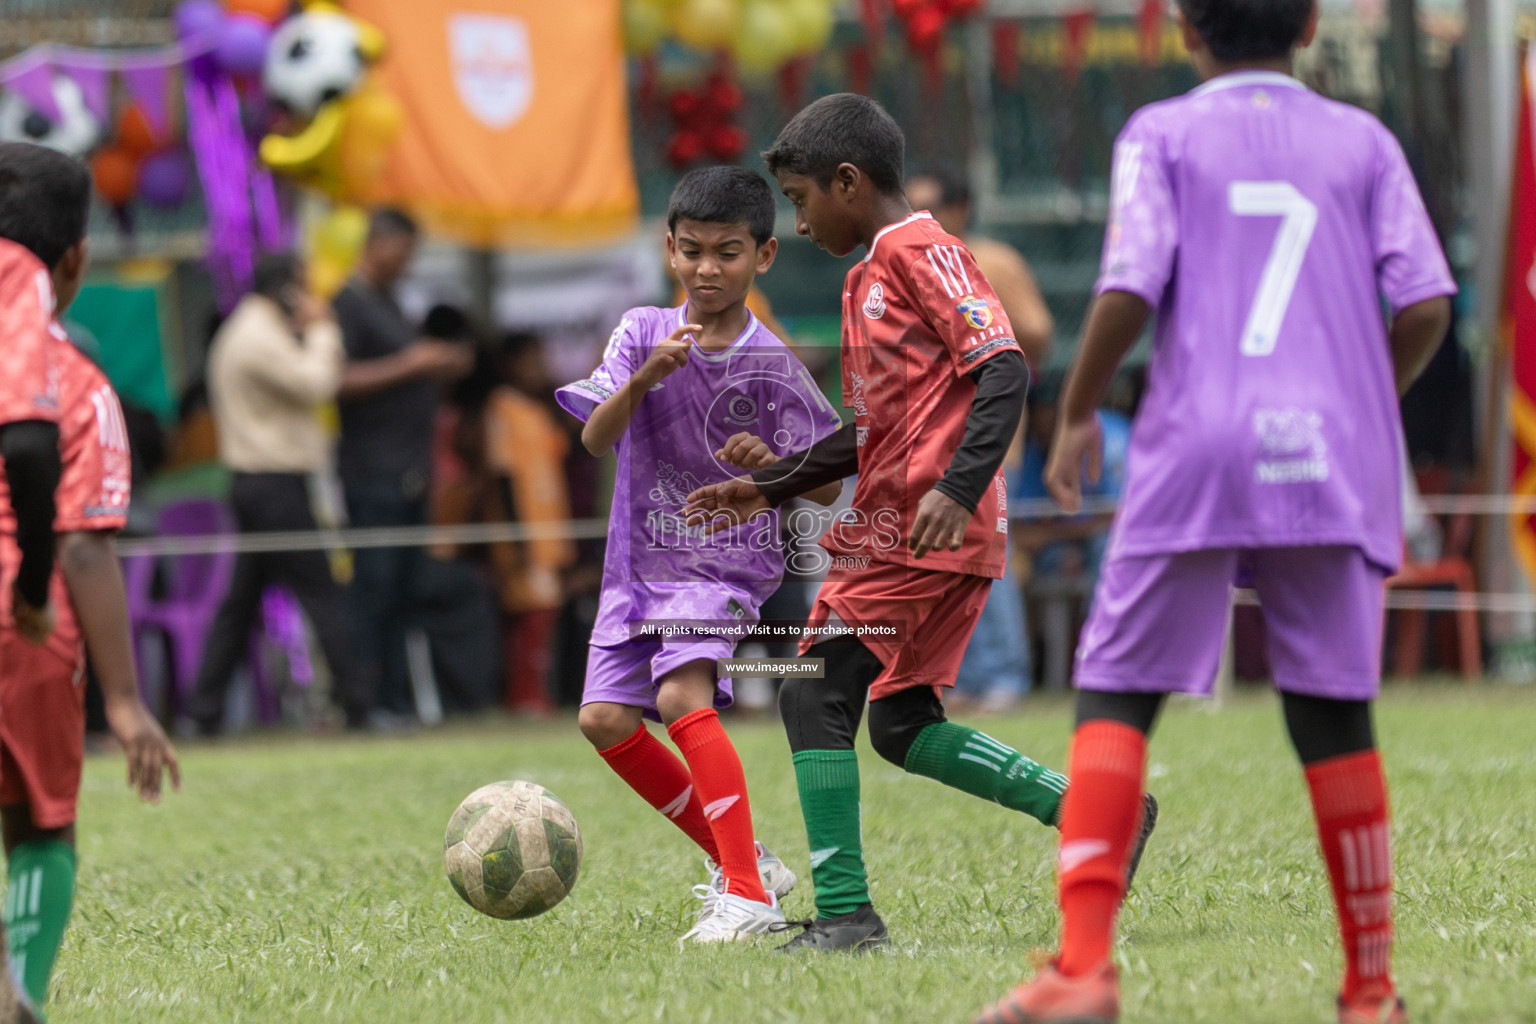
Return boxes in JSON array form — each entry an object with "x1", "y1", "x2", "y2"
[
  {"x1": 581, "y1": 638, "x2": 736, "y2": 722},
  {"x1": 1076, "y1": 545, "x2": 1387, "y2": 700}
]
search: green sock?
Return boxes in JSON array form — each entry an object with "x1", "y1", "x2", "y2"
[
  {"x1": 791, "y1": 749, "x2": 871, "y2": 919},
  {"x1": 6, "y1": 841, "x2": 76, "y2": 1011},
  {"x1": 904, "y1": 722, "x2": 1067, "y2": 827}
]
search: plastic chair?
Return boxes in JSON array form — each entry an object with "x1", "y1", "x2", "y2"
[
  {"x1": 1385, "y1": 468, "x2": 1482, "y2": 679},
  {"x1": 125, "y1": 499, "x2": 237, "y2": 718}
]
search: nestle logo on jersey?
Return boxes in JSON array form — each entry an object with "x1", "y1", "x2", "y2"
[
  {"x1": 862, "y1": 283, "x2": 886, "y2": 319},
  {"x1": 1253, "y1": 408, "x2": 1329, "y2": 485}
]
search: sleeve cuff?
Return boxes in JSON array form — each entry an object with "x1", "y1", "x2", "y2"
[
  {"x1": 554, "y1": 380, "x2": 613, "y2": 423},
  {"x1": 1387, "y1": 279, "x2": 1457, "y2": 315}
]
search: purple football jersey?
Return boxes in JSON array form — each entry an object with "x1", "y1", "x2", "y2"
[
  {"x1": 557, "y1": 304, "x2": 843, "y2": 645},
  {"x1": 1097, "y1": 71, "x2": 1456, "y2": 573}
]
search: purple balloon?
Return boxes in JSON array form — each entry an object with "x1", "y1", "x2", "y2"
[
  {"x1": 216, "y1": 14, "x2": 271, "y2": 77},
  {"x1": 174, "y1": 0, "x2": 225, "y2": 42},
  {"x1": 138, "y1": 150, "x2": 192, "y2": 209}
]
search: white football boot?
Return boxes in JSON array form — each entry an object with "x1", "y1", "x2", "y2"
[
  {"x1": 705, "y1": 841, "x2": 797, "y2": 900},
  {"x1": 680, "y1": 886, "x2": 785, "y2": 945}
]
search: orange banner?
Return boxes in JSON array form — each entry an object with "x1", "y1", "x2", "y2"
[
  {"x1": 1507, "y1": 46, "x2": 1536, "y2": 584},
  {"x1": 346, "y1": 0, "x2": 639, "y2": 246}
]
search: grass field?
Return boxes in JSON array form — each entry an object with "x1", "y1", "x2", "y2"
[{"x1": 49, "y1": 684, "x2": 1536, "y2": 1024}]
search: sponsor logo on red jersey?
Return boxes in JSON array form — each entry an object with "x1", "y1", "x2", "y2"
[{"x1": 957, "y1": 295, "x2": 993, "y2": 331}]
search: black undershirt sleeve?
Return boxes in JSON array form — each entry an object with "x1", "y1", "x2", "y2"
[
  {"x1": 933, "y1": 350, "x2": 1030, "y2": 513},
  {"x1": 750, "y1": 421, "x2": 859, "y2": 508},
  {"x1": 0, "y1": 420, "x2": 61, "y2": 608}
]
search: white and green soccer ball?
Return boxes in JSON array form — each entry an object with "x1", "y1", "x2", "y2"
[{"x1": 443, "y1": 780, "x2": 582, "y2": 920}]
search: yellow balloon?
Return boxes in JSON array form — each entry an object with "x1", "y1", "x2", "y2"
[
  {"x1": 733, "y1": 0, "x2": 797, "y2": 74},
  {"x1": 311, "y1": 206, "x2": 368, "y2": 273},
  {"x1": 673, "y1": 0, "x2": 740, "y2": 50},
  {"x1": 339, "y1": 85, "x2": 403, "y2": 197},
  {"x1": 785, "y1": 0, "x2": 836, "y2": 54},
  {"x1": 624, "y1": 0, "x2": 670, "y2": 54}
]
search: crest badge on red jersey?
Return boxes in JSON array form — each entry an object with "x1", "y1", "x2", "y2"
[
  {"x1": 863, "y1": 282, "x2": 886, "y2": 319},
  {"x1": 957, "y1": 295, "x2": 993, "y2": 331}
]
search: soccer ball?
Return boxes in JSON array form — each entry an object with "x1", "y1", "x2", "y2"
[
  {"x1": 0, "y1": 76, "x2": 101, "y2": 156},
  {"x1": 443, "y1": 780, "x2": 583, "y2": 920},
  {"x1": 263, "y1": 10, "x2": 366, "y2": 119}
]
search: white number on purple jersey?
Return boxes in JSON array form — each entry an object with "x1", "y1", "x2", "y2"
[{"x1": 1228, "y1": 181, "x2": 1318, "y2": 357}]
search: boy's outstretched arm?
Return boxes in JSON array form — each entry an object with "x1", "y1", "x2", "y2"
[
  {"x1": 682, "y1": 424, "x2": 859, "y2": 533},
  {"x1": 581, "y1": 323, "x2": 698, "y2": 456},
  {"x1": 58, "y1": 531, "x2": 180, "y2": 802},
  {"x1": 910, "y1": 350, "x2": 1032, "y2": 558},
  {"x1": 715, "y1": 432, "x2": 841, "y2": 505},
  {"x1": 1389, "y1": 297, "x2": 1452, "y2": 396},
  {"x1": 1045, "y1": 290, "x2": 1149, "y2": 513}
]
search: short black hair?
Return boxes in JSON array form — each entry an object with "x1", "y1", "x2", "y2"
[
  {"x1": 253, "y1": 252, "x2": 303, "y2": 301},
  {"x1": 368, "y1": 205, "x2": 418, "y2": 242},
  {"x1": 0, "y1": 142, "x2": 91, "y2": 269},
  {"x1": 1176, "y1": 0, "x2": 1313, "y2": 61},
  {"x1": 762, "y1": 93, "x2": 905, "y2": 196},
  {"x1": 924, "y1": 166, "x2": 972, "y2": 209},
  {"x1": 666, "y1": 166, "x2": 776, "y2": 246},
  {"x1": 423, "y1": 303, "x2": 474, "y2": 342},
  {"x1": 499, "y1": 329, "x2": 545, "y2": 360}
]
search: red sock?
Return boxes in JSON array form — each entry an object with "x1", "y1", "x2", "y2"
[
  {"x1": 597, "y1": 725, "x2": 719, "y2": 862},
  {"x1": 1305, "y1": 749, "x2": 1395, "y2": 1001},
  {"x1": 1056, "y1": 720, "x2": 1148, "y2": 977},
  {"x1": 667, "y1": 709, "x2": 768, "y2": 904}
]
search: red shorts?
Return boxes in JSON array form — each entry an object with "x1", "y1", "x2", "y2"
[
  {"x1": 0, "y1": 630, "x2": 85, "y2": 829},
  {"x1": 798, "y1": 559, "x2": 993, "y2": 700}
]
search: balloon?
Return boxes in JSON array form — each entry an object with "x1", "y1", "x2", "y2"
[
  {"x1": 623, "y1": 0, "x2": 670, "y2": 55},
  {"x1": 92, "y1": 147, "x2": 139, "y2": 207},
  {"x1": 945, "y1": 0, "x2": 984, "y2": 15},
  {"x1": 706, "y1": 124, "x2": 748, "y2": 162},
  {"x1": 174, "y1": 0, "x2": 225, "y2": 41},
  {"x1": 733, "y1": 0, "x2": 798, "y2": 74},
  {"x1": 892, "y1": 0, "x2": 929, "y2": 17},
  {"x1": 702, "y1": 75, "x2": 744, "y2": 116},
  {"x1": 223, "y1": 0, "x2": 289, "y2": 23},
  {"x1": 312, "y1": 205, "x2": 368, "y2": 273},
  {"x1": 666, "y1": 129, "x2": 704, "y2": 168},
  {"x1": 668, "y1": 89, "x2": 701, "y2": 125},
  {"x1": 673, "y1": 0, "x2": 739, "y2": 50},
  {"x1": 339, "y1": 85, "x2": 403, "y2": 195},
  {"x1": 137, "y1": 149, "x2": 192, "y2": 208},
  {"x1": 116, "y1": 105, "x2": 158, "y2": 158},
  {"x1": 786, "y1": 0, "x2": 837, "y2": 54},
  {"x1": 216, "y1": 14, "x2": 271, "y2": 77},
  {"x1": 905, "y1": 5, "x2": 947, "y2": 51}
]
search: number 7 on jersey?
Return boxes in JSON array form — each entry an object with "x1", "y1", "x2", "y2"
[{"x1": 1229, "y1": 181, "x2": 1318, "y2": 357}]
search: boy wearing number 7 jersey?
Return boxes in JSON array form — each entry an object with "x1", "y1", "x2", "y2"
[{"x1": 976, "y1": 0, "x2": 1455, "y2": 1021}]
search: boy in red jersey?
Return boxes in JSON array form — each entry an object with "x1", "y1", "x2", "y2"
[
  {"x1": 685, "y1": 95, "x2": 1155, "y2": 952},
  {"x1": 0, "y1": 142, "x2": 180, "y2": 1015}
]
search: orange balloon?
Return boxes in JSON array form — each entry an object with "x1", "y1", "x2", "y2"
[
  {"x1": 223, "y1": 0, "x2": 290, "y2": 23},
  {"x1": 92, "y1": 147, "x2": 139, "y2": 207},
  {"x1": 116, "y1": 105, "x2": 158, "y2": 159}
]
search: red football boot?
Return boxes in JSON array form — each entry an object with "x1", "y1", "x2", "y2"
[
  {"x1": 974, "y1": 960, "x2": 1119, "y2": 1024},
  {"x1": 1337, "y1": 983, "x2": 1408, "y2": 1024}
]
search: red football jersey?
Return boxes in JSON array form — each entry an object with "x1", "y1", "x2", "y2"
[
  {"x1": 0, "y1": 238, "x2": 61, "y2": 428},
  {"x1": 0, "y1": 340, "x2": 131, "y2": 665},
  {"x1": 822, "y1": 212, "x2": 1022, "y2": 579}
]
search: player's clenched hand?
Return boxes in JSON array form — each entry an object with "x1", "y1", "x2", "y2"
[
  {"x1": 637, "y1": 324, "x2": 700, "y2": 387},
  {"x1": 716, "y1": 432, "x2": 778, "y2": 470},
  {"x1": 105, "y1": 697, "x2": 181, "y2": 803},
  {"x1": 682, "y1": 477, "x2": 772, "y2": 535},
  {"x1": 11, "y1": 589, "x2": 52, "y2": 645},
  {"x1": 909, "y1": 489, "x2": 971, "y2": 559},
  {"x1": 1044, "y1": 414, "x2": 1104, "y2": 514}
]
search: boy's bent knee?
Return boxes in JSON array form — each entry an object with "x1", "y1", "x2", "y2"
[
  {"x1": 578, "y1": 703, "x2": 639, "y2": 750},
  {"x1": 867, "y1": 688, "x2": 945, "y2": 767}
]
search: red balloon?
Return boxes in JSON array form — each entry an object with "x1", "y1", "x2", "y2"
[
  {"x1": 667, "y1": 130, "x2": 705, "y2": 168},
  {"x1": 892, "y1": 0, "x2": 929, "y2": 17},
  {"x1": 704, "y1": 77, "x2": 744, "y2": 117},
  {"x1": 944, "y1": 0, "x2": 984, "y2": 15},
  {"x1": 668, "y1": 90, "x2": 701, "y2": 125},
  {"x1": 905, "y1": 6, "x2": 947, "y2": 50},
  {"x1": 116, "y1": 104, "x2": 159, "y2": 158},
  {"x1": 706, "y1": 125, "x2": 748, "y2": 162},
  {"x1": 224, "y1": 0, "x2": 289, "y2": 22},
  {"x1": 92, "y1": 147, "x2": 139, "y2": 207}
]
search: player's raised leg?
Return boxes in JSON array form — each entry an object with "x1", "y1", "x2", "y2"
[
  {"x1": 774, "y1": 638, "x2": 888, "y2": 952},
  {"x1": 654, "y1": 658, "x2": 782, "y2": 942}
]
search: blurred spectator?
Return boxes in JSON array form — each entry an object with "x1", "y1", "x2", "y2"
[
  {"x1": 188, "y1": 253, "x2": 367, "y2": 733},
  {"x1": 907, "y1": 170, "x2": 1054, "y2": 368},
  {"x1": 333, "y1": 208, "x2": 472, "y2": 720}
]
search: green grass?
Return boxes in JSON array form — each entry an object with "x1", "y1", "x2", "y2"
[{"x1": 51, "y1": 685, "x2": 1536, "y2": 1024}]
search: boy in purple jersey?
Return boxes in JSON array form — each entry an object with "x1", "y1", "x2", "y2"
[
  {"x1": 975, "y1": 0, "x2": 1453, "y2": 1021},
  {"x1": 556, "y1": 166, "x2": 843, "y2": 943}
]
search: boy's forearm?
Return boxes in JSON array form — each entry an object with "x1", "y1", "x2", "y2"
[
  {"x1": 1389, "y1": 296, "x2": 1452, "y2": 396},
  {"x1": 1060, "y1": 291, "x2": 1150, "y2": 423},
  {"x1": 581, "y1": 376, "x2": 654, "y2": 456},
  {"x1": 751, "y1": 423, "x2": 859, "y2": 507},
  {"x1": 58, "y1": 532, "x2": 139, "y2": 703}
]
